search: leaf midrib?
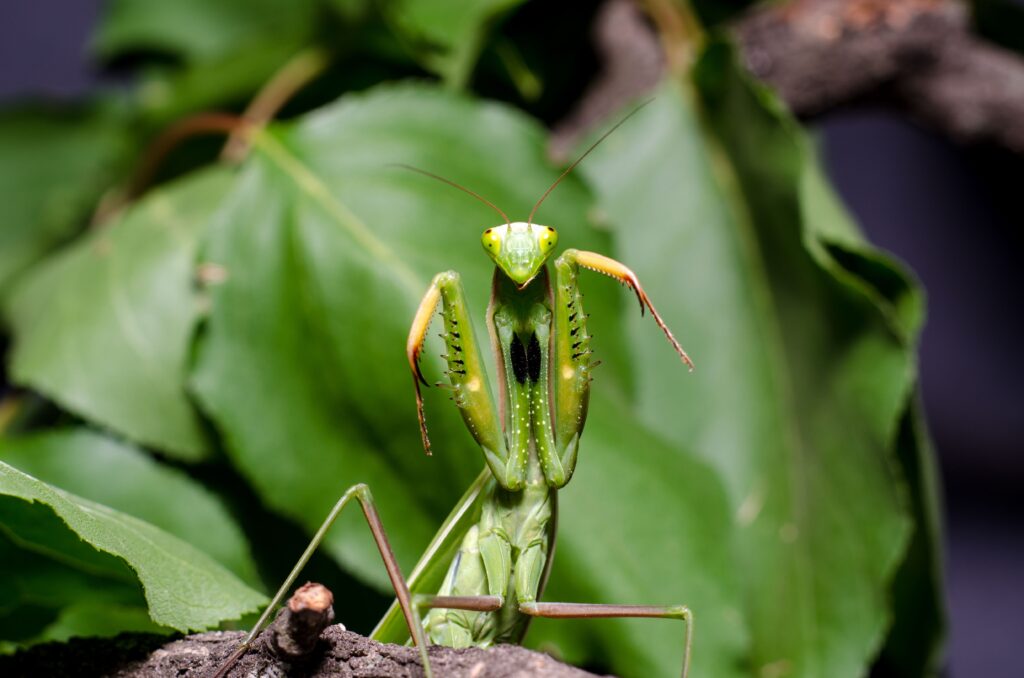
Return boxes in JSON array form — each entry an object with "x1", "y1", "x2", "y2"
[{"x1": 251, "y1": 130, "x2": 425, "y2": 299}]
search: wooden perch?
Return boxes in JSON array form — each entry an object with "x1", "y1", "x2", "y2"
[
  {"x1": 552, "y1": 0, "x2": 1024, "y2": 155},
  {"x1": 0, "y1": 583, "x2": 604, "y2": 678},
  {"x1": 1, "y1": 626, "x2": 605, "y2": 677},
  {"x1": 735, "y1": 0, "x2": 1024, "y2": 152}
]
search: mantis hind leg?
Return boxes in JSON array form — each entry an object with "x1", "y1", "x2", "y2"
[
  {"x1": 212, "y1": 483, "x2": 433, "y2": 678},
  {"x1": 519, "y1": 601, "x2": 693, "y2": 678}
]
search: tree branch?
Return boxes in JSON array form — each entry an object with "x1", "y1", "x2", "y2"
[
  {"x1": 2, "y1": 625, "x2": 604, "y2": 678},
  {"x1": 551, "y1": 0, "x2": 1024, "y2": 155},
  {"x1": 735, "y1": 0, "x2": 1024, "y2": 152}
]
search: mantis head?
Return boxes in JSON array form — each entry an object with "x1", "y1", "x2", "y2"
[{"x1": 482, "y1": 222, "x2": 558, "y2": 287}]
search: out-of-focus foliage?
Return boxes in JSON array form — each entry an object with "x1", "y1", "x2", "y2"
[
  {"x1": 0, "y1": 105, "x2": 131, "y2": 296},
  {"x1": 0, "y1": 1, "x2": 944, "y2": 676}
]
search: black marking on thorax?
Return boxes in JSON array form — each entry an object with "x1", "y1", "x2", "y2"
[
  {"x1": 509, "y1": 333, "x2": 542, "y2": 385},
  {"x1": 526, "y1": 334, "x2": 541, "y2": 382}
]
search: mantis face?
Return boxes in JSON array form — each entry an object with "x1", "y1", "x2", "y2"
[{"x1": 481, "y1": 221, "x2": 558, "y2": 288}]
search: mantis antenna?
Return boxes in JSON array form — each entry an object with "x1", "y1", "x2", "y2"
[
  {"x1": 391, "y1": 163, "x2": 511, "y2": 225},
  {"x1": 527, "y1": 98, "x2": 654, "y2": 226}
]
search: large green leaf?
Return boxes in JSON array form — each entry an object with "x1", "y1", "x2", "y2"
[
  {"x1": 576, "y1": 41, "x2": 933, "y2": 677},
  {"x1": 191, "y1": 83, "x2": 741, "y2": 674},
  {"x1": 4, "y1": 170, "x2": 231, "y2": 460},
  {"x1": 0, "y1": 105, "x2": 130, "y2": 298},
  {"x1": 0, "y1": 429, "x2": 260, "y2": 586},
  {"x1": 0, "y1": 461, "x2": 265, "y2": 633}
]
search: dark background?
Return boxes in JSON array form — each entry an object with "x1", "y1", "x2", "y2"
[{"x1": 1, "y1": 2, "x2": 1021, "y2": 676}]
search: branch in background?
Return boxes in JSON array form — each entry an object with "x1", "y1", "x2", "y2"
[
  {"x1": 551, "y1": 0, "x2": 1024, "y2": 156},
  {"x1": 549, "y1": 0, "x2": 664, "y2": 160},
  {"x1": 735, "y1": 0, "x2": 1024, "y2": 153}
]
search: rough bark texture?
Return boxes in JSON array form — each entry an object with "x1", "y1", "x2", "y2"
[
  {"x1": 0, "y1": 626, "x2": 605, "y2": 678},
  {"x1": 551, "y1": 0, "x2": 1024, "y2": 155},
  {"x1": 736, "y1": 0, "x2": 1024, "y2": 153}
]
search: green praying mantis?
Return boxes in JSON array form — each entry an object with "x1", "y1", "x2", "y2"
[{"x1": 215, "y1": 107, "x2": 695, "y2": 678}]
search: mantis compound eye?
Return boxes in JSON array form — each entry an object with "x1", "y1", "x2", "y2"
[
  {"x1": 536, "y1": 225, "x2": 558, "y2": 255},
  {"x1": 481, "y1": 227, "x2": 503, "y2": 254}
]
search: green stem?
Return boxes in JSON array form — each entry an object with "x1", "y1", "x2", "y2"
[
  {"x1": 642, "y1": 0, "x2": 706, "y2": 74},
  {"x1": 221, "y1": 48, "x2": 330, "y2": 162}
]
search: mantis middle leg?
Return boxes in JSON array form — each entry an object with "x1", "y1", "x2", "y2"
[
  {"x1": 212, "y1": 483, "x2": 433, "y2": 678},
  {"x1": 520, "y1": 601, "x2": 694, "y2": 678}
]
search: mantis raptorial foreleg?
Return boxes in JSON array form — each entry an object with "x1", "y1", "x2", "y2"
[
  {"x1": 212, "y1": 483, "x2": 433, "y2": 678},
  {"x1": 408, "y1": 270, "x2": 529, "y2": 490},
  {"x1": 556, "y1": 249, "x2": 694, "y2": 371},
  {"x1": 519, "y1": 602, "x2": 693, "y2": 678}
]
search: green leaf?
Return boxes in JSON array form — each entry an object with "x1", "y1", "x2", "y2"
[
  {"x1": 387, "y1": 0, "x2": 525, "y2": 86},
  {"x1": 0, "y1": 105, "x2": 130, "y2": 298},
  {"x1": 95, "y1": 0, "x2": 318, "y2": 65},
  {"x1": 577, "y1": 41, "x2": 934, "y2": 677},
  {"x1": 132, "y1": 42, "x2": 309, "y2": 127},
  {"x1": 0, "y1": 461, "x2": 265, "y2": 633},
  {"x1": 0, "y1": 533, "x2": 148, "y2": 646},
  {"x1": 0, "y1": 429, "x2": 260, "y2": 586},
  {"x1": 874, "y1": 401, "x2": 946, "y2": 676},
  {"x1": 31, "y1": 603, "x2": 163, "y2": 645},
  {"x1": 4, "y1": 170, "x2": 231, "y2": 460}
]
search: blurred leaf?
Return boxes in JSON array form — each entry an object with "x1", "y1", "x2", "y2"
[
  {"x1": 0, "y1": 105, "x2": 131, "y2": 298},
  {"x1": 4, "y1": 170, "x2": 231, "y2": 460},
  {"x1": 0, "y1": 461, "x2": 265, "y2": 632},
  {"x1": 387, "y1": 0, "x2": 525, "y2": 86},
  {"x1": 576, "y1": 40, "x2": 932, "y2": 677},
  {"x1": 133, "y1": 43, "x2": 306, "y2": 127},
  {"x1": 190, "y1": 84, "x2": 743, "y2": 674},
  {"x1": 0, "y1": 429, "x2": 260, "y2": 586},
  {"x1": 95, "y1": 0, "x2": 327, "y2": 128},
  {"x1": 95, "y1": 0, "x2": 319, "y2": 65},
  {"x1": 875, "y1": 401, "x2": 946, "y2": 676}
]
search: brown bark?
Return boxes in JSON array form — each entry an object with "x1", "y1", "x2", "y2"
[
  {"x1": 736, "y1": 0, "x2": 1024, "y2": 152},
  {"x1": 552, "y1": 0, "x2": 1024, "y2": 155},
  {"x1": 0, "y1": 626, "x2": 606, "y2": 678}
]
